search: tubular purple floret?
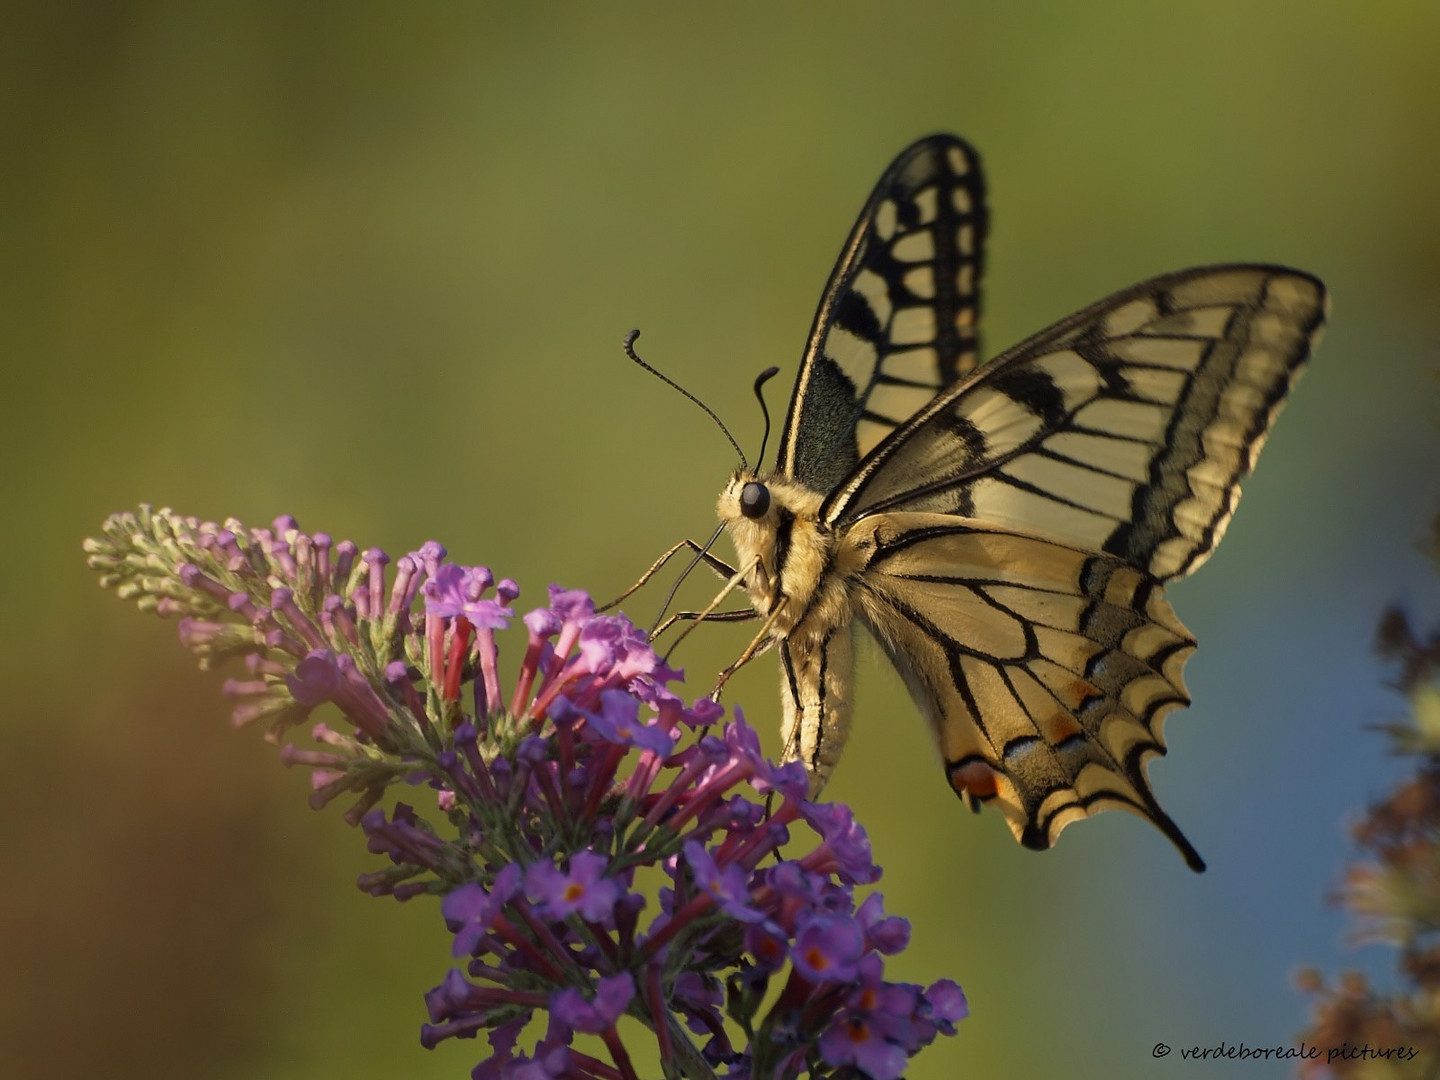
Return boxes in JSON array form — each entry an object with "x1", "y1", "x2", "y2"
[
  {"x1": 550, "y1": 972, "x2": 635, "y2": 1035},
  {"x1": 626, "y1": 697, "x2": 707, "y2": 793},
  {"x1": 364, "y1": 805, "x2": 452, "y2": 868},
  {"x1": 290, "y1": 531, "x2": 314, "y2": 586},
  {"x1": 268, "y1": 536, "x2": 299, "y2": 580},
  {"x1": 476, "y1": 625, "x2": 502, "y2": 716},
  {"x1": 433, "y1": 749, "x2": 487, "y2": 806},
  {"x1": 450, "y1": 723, "x2": 499, "y2": 804},
  {"x1": 427, "y1": 966, "x2": 548, "y2": 1020},
  {"x1": 418, "y1": 1015, "x2": 487, "y2": 1053},
  {"x1": 227, "y1": 591, "x2": 263, "y2": 624},
  {"x1": 347, "y1": 784, "x2": 395, "y2": 828},
  {"x1": 229, "y1": 697, "x2": 302, "y2": 730},
  {"x1": 308, "y1": 771, "x2": 363, "y2": 812},
  {"x1": 512, "y1": 608, "x2": 561, "y2": 716},
  {"x1": 176, "y1": 617, "x2": 225, "y2": 650},
  {"x1": 619, "y1": 744, "x2": 667, "y2": 812},
  {"x1": 321, "y1": 593, "x2": 360, "y2": 647},
  {"x1": 733, "y1": 821, "x2": 795, "y2": 875},
  {"x1": 388, "y1": 554, "x2": 419, "y2": 617},
  {"x1": 308, "y1": 766, "x2": 346, "y2": 791},
  {"x1": 527, "y1": 666, "x2": 588, "y2": 727},
  {"x1": 245, "y1": 652, "x2": 289, "y2": 678},
  {"x1": 544, "y1": 592, "x2": 593, "y2": 682},
  {"x1": 386, "y1": 660, "x2": 433, "y2": 737},
  {"x1": 357, "y1": 864, "x2": 426, "y2": 899},
  {"x1": 261, "y1": 626, "x2": 305, "y2": 657},
  {"x1": 271, "y1": 588, "x2": 327, "y2": 651},
  {"x1": 362, "y1": 547, "x2": 390, "y2": 619},
  {"x1": 212, "y1": 529, "x2": 249, "y2": 573},
  {"x1": 308, "y1": 722, "x2": 360, "y2": 750},
  {"x1": 635, "y1": 738, "x2": 729, "y2": 830},
  {"x1": 278, "y1": 744, "x2": 346, "y2": 770},
  {"x1": 663, "y1": 759, "x2": 755, "y2": 834},
  {"x1": 391, "y1": 881, "x2": 434, "y2": 902},
  {"x1": 221, "y1": 678, "x2": 270, "y2": 699},
  {"x1": 312, "y1": 532, "x2": 333, "y2": 585},
  {"x1": 414, "y1": 540, "x2": 447, "y2": 577},
  {"x1": 332, "y1": 539, "x2": 357, "y2": 585},
  {"x1": 179, "y1": 563, "x2": 232, "y2": 603},
  {"x1": 353, "y1": 583, "x2": 372, "y2": 621},
  {"x1": 469, "y1": 566, "x2": 495, "y2": 595},
  {"x1": 517, "y1": 745, "x2": 567, "y2": 824},
  {"x1": 577, "y1": 742, "x2": 629, "y2": 821},
  {"x1": 330, "y1": 654, "x2": 397, "y2": 739},
  {"x1": 702, "y1": 804, "x2": 766, "y2": 866}
]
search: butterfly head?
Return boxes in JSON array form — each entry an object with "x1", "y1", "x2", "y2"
[
  {"x1": 717, "y1": 469, "x2": 829, "y2": 614},
  {"x1": 717, "y1": 469, "x2": 823, "y2": 530}
]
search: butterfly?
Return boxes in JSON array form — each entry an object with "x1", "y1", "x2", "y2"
[{"x1": 645, "y1": 134, "x2": 1326, "y2": 872}]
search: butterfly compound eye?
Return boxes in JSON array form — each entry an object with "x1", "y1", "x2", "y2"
[{"x1": 739, "y1": 481, "x2": 770, "y2": 520}]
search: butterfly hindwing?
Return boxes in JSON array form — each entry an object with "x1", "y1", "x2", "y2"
[
  {"x1": 824, "y1": 265, "x2": 1327, "y2": 582},
  {"x1": 776, "y1": 134, "x2": 988, "y2": 497},
  {"x1": 849, "y1": 513, "x2": 1203, "y2": 868}
]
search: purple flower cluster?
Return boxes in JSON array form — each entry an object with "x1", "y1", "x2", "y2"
[{"x1": 85, "y1": 506, "x2": 966, "y2": 1079}]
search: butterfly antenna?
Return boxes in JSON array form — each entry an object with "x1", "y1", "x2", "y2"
[
  {"x1": 624, "y1": 329, "x2": 748, "y2": 468},
  {"x1": 751, "y1": 366, "x2": 781, "y2": 471}
]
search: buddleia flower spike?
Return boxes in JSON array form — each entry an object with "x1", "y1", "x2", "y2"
[{"x1": 85, "y1": 505, "x2": 965, "y2": 1080}]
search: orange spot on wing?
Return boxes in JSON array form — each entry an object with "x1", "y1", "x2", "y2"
[
  {"x1": 949, "y1": 759, "x2": 998, "y2": 800},
  {"x1": 1057, "y1": 677, "x2": 1100, "y2": 710},
  {"x1": 1038, "y1": 710, "x2": 1083, "y2": 745}
]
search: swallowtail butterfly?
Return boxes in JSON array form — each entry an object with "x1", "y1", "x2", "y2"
[{"x1": 692, "y1": 135, "x2": 1325, "y2": 871}]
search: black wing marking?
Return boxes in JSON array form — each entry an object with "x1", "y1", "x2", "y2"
[
  {"x1": 776, "y1": 134, "x2": 989, "y2": 495},
  {"x1": 825, "y1": 265, "x2": 1327, "y2": 581}
]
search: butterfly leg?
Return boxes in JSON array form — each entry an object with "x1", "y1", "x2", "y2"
[
  {"x1": 651, "y1": 607, "x2": 757, "y2": 641},
  {"x1": 597, "y1": 535, "x2": 736, "y2": 612},
  {"x1": 658, "y1": 557, "x2": 759, "y2": 657},
  {"x1": 709, "y1": 606, "x2": 785, "y2": 700}
]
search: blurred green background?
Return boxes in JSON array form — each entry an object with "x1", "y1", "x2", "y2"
[{"x1": 5, "y1": 3, "x2": 1439, "y2": 1078}]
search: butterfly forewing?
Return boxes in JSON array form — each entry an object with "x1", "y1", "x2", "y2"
[
  {"x1": 776, "y1": 135, "x2": 989, "y2": 496},
  {"x1": 823, "y1": 265, "x2": 1327, "y2": 583}
]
